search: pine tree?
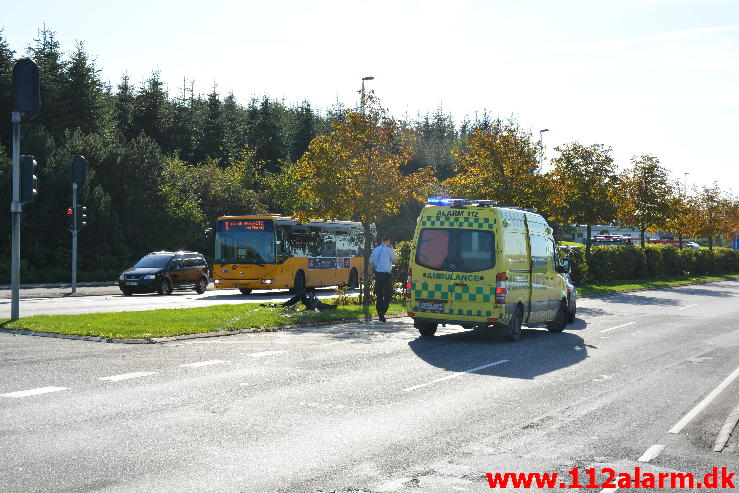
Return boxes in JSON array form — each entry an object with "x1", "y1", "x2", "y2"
[
  {"x1": 0, "y1": 29, "x2": 16, "y2": 151},
  {"x1": 27, "y1": 27, "x2": 69, "y2": 137},
  {"x1": 64, "y1": 42, "x2": 106, "y2": 134},
  {"x1": 288, "y1": 101, "x2": 316, "y2": 163},
  {"x1": 113, "y1": 74, "x2": 136, "y2": 139},
  {"x1": 132, "y1": 71, "x2": 172, "y2": 150},
  {"x1": 198, "y1": 85, "x2": 224, "y2": 161}
]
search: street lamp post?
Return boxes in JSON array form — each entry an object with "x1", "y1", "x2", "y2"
[
  {"x1": 538, "y1": 128, "x2": 549, "y2": 172},
  {"x1": 683, "y1": 172, "x2": 689, "y2": 196},
  {"x1": 360, "y1": 76, "x2": 374, "y2": 113}
]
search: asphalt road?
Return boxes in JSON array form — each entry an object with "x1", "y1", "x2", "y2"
[{"x1": 1, "y1": 280, "x2": 737, "y2": 492}]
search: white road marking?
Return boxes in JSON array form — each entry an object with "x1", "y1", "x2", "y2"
[
  {"x1": 600, "y1": 321, "x2": 635, "y2": 333},
  {"x1": 179, "y1": 359, "x2": 228, "y2": 368},
  {"x1": 678, "y1": 304, "x2": 698, "y2": 310},
  {"x1": 1, "y1": 386, "x2": 69, "y2": 398},
  {"x1": 638, "y1": 444, "x2": 665, "y2": 462},
  {"x1": 99, "y1": 371, "x2": 158, "y2": 382},
  {"x1": 403, "y1": 360, "x2": 509, "y2": 392},
  {"x1": 248, "y1": 350, "x2": 286, "y2": 358},
  {"x1": 669, "y1": 365, "x2": 739, "y2": 434}
]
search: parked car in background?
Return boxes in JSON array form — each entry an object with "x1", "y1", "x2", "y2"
[
  {"x1": 685, "y1": 242, "x2": 700, "y2": 249},
  {"x1": 118, "y1": 251, "x2": 209, "y2": 296}
]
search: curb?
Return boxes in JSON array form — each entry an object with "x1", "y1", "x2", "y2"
[
  {"x1": 577, "y1": 276, "x2": 738, "y2": 299},
  {"x1": 0, "y1": 314, "x2": 406, "y2": 344}
]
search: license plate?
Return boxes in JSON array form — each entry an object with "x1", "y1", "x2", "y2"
[
  {"x1": 126, "y1": 281, "x2": 138, "y2": 285},
  {"x1": 419, "y1": 301, "x2": 445, "y2": 312}
]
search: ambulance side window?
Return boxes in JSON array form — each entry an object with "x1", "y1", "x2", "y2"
[{"x1": 530, "y1": 234, "x2": 548, "y2": 274}]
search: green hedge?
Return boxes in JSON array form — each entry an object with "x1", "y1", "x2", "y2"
[{"x1": 582, "y1": 245, "x2": 738, "y2": 283}]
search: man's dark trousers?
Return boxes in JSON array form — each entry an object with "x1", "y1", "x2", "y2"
[{"x1": 374, "y1": 272, "x2": 393, "y2": 319}]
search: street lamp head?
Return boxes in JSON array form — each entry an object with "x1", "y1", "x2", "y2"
[
  {"x1": 362, "y1": 76, "x2": 374, "y2": 81},
  {"x1": 539, "y1": 128, "x2": 549, "y2": 133}
]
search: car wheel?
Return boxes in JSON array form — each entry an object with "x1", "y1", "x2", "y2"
[
  {"x1": 547, "y1": 300, "x2": 568, "y2": 332},
  {"x1": 120, "y1": 289, "x2": 133, "y2": 296},
  {"x1": 348, "y1": 268, "x2": 359, "y2": 289},
  {"x1": 195, "y1": 277, "x2": 207, "y2": 294},
  {"x1": 567, "y1": 300, "x2": 576, "y2": 323},
  {"x1": 505, "y1": 306, "x2": 523, "y2": 342},
  {"x1": 238, "y1": 287, "x2": 252, "y2": 295},
  {"x1": 414, "y1": 320, "x2": 437, "y2": 337},
  {"x1": 157, "y1": 278, "x2": 173, "y2": 295}
]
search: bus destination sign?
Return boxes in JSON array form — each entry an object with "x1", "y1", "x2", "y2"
[{"x1": 223, "y1": 220, "x2": 270, "y2": 231}]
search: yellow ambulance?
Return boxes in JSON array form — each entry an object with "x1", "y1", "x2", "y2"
[{"x1": 405, "y1": 198, "x2": 571, "y2": 341}]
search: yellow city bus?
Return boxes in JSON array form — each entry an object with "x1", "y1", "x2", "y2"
[{"x1": 213, "y1": 215, "x2": 371, "y2": 294}]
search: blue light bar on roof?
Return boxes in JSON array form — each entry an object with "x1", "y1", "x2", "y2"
[{"x1": 427, "y1": 197, "x2": 498, "y2": 206}]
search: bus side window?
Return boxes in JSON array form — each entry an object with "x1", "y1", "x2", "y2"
[
  {"x1": 307, "y1": 227, "x2": 322, "y2": 256},
  {"x1": 276, "y1": 226, "x2": 290, "y2": 256}
]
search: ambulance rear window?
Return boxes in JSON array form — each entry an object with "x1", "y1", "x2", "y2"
[{"x1": 416, "y1": 228, "x2": 495, "y2": 272}]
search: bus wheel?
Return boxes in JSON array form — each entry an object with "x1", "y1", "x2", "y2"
[
  {"x1": 414, "y1": 320, "x2": 437, "y2": 336},
  {"x1": 348, "y1": 269, "x2": 359, "y2": 288},
  {"x1": 504, "y1": 307, "x2": 523, "y2": 342},
  {"x1": 238, "y1": 288, "x2": 252, "y2": 295},
  {"x1": 547, "y1": 301, "x2": 568, "y2": 332},
  {"x1": 293, "y1": 271, "x2": 306, "y2": 292}
]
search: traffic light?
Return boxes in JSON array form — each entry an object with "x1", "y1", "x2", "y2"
[
  {"x1": 20, "y1": 155, "x2": 37, "y2": 204},
  {"x1": 66, "y1": 208, "x2": 74, "y2": 230},
  {"x1": 76, "y1": 205, "x2": 87, "y2": 230},
  {"x1": 72, "y1": 155, "x2": 86, "y2": 187}
]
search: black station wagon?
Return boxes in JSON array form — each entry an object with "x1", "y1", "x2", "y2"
[{"x1": 118, "y1": 251, "x2": 209, "y2": 296}]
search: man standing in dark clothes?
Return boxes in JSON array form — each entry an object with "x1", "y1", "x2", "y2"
[{"x1": 369, "y1": 236, "x2": 398, "y2": 322}]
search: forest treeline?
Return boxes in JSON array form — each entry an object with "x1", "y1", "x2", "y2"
[
  {"x1": 0, "y1": 28, "x2": 476, "y2": 282},
  {"x1": 1, "y1": 28, "x2": 737, "y2": 283}
]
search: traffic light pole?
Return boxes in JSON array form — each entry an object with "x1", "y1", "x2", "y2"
[
  {"x1": 10, "y1": 111, "x2": 22, "y2": 320},
  {"x1": 71, "y1": 183, "x2": 77, "y2": 294}
]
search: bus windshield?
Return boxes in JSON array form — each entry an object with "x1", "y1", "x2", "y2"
[{"x1": 215, "y1": 219, "x2": 276, "y2": 264}]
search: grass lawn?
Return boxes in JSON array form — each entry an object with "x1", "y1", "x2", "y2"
[
  {"x1": 0, "y1": 301, "x2": 407, "y2": 340},
  {"x1": 1, "y1": 273, "x2": 736, "y2": 340},
  {"x1": 577, "y1": 273, "x2": 738, "y2": 297}
]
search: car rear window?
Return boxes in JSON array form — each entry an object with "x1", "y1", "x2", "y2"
[{"x1": 416, "y1": 228, "x2": 495, "y2": 272}]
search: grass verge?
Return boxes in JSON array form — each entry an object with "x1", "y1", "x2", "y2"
[
  {"x1": 577, "y1": 273, "x2": 738, "y2": 297},
  {"x1": 0, "y1": 302, "x2": 407, "y2": 340},
  {"x1": 1, "y1": 274, "x2": 736, "y2": 340}
]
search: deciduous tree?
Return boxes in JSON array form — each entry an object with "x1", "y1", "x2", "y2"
[
  {"x1": 443, "y1": 121, "x2": 541, "y2": 208},
  {"x1": 548, "y1": 142, "x2": 619, "y2": 256},
  {"x1": 617, "y1": 155, "x2": 675, "y2": 246},
  {"x1": 294, "y1": 95, "x2": 435, "y2": 303}
]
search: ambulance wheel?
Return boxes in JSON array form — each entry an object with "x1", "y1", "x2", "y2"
[
  {"x1": 567, "y1": 300, "x2": 576, "y2": 323},
  {"x1": 547, "y1": 300, "x2": 568, "y2": 332},
  {"x1": 415, "y1": 320, "x2": 437, "y2": 337},
  {"x1": 505, "y1": 307, "x2": 523, "y2": 342}
]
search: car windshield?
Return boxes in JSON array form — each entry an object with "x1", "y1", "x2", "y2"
[
  {"x1": 133, "y1": 254, "x2": 172, "y2": 269},
  {"x1": 416, "y1": 228, "x2": 495, "y2": 272},
  {"x1": 215, "y1": 219, "x2": 275, "y2": 264}
]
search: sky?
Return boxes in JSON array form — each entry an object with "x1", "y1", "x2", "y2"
[{"x1": 2, "y1": 0, "x2": 739, "y2": 195}]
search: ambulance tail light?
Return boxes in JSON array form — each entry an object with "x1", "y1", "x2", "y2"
[
  {"x1": 405, "y1": 268, "x2": 412, "y2": 299},
  {"x1": 495, "y1": 272, "x2": 507, "y2": 304}
]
